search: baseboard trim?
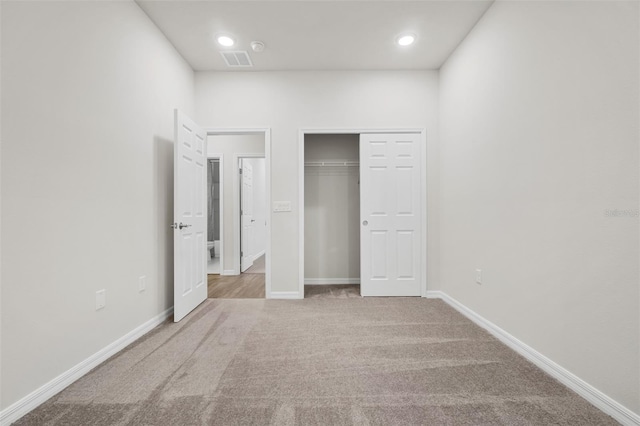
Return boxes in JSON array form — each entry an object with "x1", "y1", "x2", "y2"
[
  {"x1": 304, "y1": 278, "x2": 360, "y2": 285},
  {"x1": 253, "y1": 250, "x2": 265, "y2": 261},
  {"x1": 0, "y1": 307, "x2": 173, "y2": 426},
  {"x1": 425, "y1": 290, "x2": 442, "y2": 299},
  {"x1": 426, "y1": 290, "x2": 640, "y2": 426},
  {"x1": 269, "y1": 291, "x2": 302, "y2": 299}
]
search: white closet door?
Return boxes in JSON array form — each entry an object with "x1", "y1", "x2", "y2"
[
  {"x1": 173, "y1": 110, "x2": 207, "y2": 322},
  {"x1": 360, "y1": 133, "x2": 422, "y2": 296},
  {"x1": 240, "y1": 161, "x2": 254, "y2": 272}
]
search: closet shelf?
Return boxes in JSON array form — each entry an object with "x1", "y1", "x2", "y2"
[{"x1": 304, "y1": 161, "x2": 359, "y2": 167}]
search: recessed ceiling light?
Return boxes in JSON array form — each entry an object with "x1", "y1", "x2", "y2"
[
  {"x1": 217, "y1": 35, "x2": 235, "y2": 47},
  {"x1": 397, "y1": 34, "x2": 416, "y2": 46}
]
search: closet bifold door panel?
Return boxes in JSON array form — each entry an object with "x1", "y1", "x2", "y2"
[{"x1": 359, "y1": 133, "x2": 422, "y2": 296}]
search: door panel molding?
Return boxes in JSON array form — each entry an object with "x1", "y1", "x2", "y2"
[
  {"x1": 174, "y1": 110, "x2": 208, "y2": 322},
  {"x1": 240, "y1": 159, "x2": 255, "y2": 272},
  {"x1": 360, "y1": 133, "x2": 421, "y2": 296},
  {"x1": 233, "y1": 153, "x2": 264, "y2": 275}
]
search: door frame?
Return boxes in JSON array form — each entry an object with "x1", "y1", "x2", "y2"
[
  {"x1": 205, "y1": 128, "x2": 272, "y2": 298},
  {"x1": 206, "y1": 154, "x2": 224, "y2": 275},
  {"x1": 235, "y1": 154, "x2": 265, "y2": 274},
  {"x1": 298, "y1": 128, "x2": 428, "y2": 298}
]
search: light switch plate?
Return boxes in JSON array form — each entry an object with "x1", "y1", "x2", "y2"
[
  {"x1": 96, "y1": 289, "x2": 106, "y2": 310},
  {"x1": 273, "y1": 201, "x2": 292, "y2": 212}
]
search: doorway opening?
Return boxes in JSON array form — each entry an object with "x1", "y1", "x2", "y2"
[
  {"x1": 303, "y1": 134, "x2": 361, "y2": 298},
  {"x1": 206, "y1": 158, "x2": 222, "y2": 275},
  {"x1": 206, "y1": 133, "x2": 269, "y2": 299}
]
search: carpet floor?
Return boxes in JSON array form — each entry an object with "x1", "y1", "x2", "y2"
[
  {"x1": 15, "y1": 298, "x2": 616, "y2": 425},
  {"x1": 305, "y1": 284, "x2": 361, "y2": 298}
]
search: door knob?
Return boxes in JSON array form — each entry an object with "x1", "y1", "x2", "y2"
[
  {"x1": 362, "y1": 220, "x2": 368, "y2": 226},
  {"x1": 179, "y1": 222, "x2": 191, "y2": 229},
  {"x1": 251, "y1": 219, "x2": 256, "y2": 223}
]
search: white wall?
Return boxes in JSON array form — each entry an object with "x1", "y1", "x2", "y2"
[
  {"x1": 195, "y1": 71, "x2": 439, "y2": 294},
  {"x1": 304, "y1": 134, "x2": 360, "y2": 281},
  {"x1": 0, "y1": 1, "x2": 194, "y2": 410},
  {"x1": 244, "y1": 158, "x2": 267, "y2": 260},
  {"x1": 439, "y1": 0, "x2": 639, "y2": 414},
  {"x1": 207, "y1": 135, "x2": 264, "y2": 273}
]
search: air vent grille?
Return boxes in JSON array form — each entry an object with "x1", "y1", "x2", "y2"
[{"x1": 220, "y1": 51, "x2": 253, "y2": 68}]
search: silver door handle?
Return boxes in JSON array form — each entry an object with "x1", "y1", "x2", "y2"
[
  {"x1": 179, "y1": 222, "x2": 191, "y2": 229},
  {"x1": 251, "y1": 219, "x2": 256, "y2": 223},
  {"x1": 362, "y1": 220, "x2": 368, "y2": 226}
]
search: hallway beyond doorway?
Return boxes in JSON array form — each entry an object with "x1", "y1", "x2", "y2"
[{"x1": 207, "y1": 256, "x2": 266, "y2": 299}]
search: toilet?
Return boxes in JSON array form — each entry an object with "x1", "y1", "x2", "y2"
[{"x1": 207, "y1": 241, "x2": 215, "y2": 260}]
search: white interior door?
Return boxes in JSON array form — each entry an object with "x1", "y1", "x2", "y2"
[
  {"x1": 240, "y1": 160, "x2": 254, "y2": 272},
  {"x1": 360, "y1": 133, "x2": 422, "y2": 296},
  {"x1": 173, "y1": 110, "x2": 207, "y2": 322}
]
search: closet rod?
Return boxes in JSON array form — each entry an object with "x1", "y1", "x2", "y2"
[{"x1": 304, "y1": 161, "x2": 359, "y2": 167}]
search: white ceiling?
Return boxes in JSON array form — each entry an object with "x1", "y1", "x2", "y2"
[{"x1": 136, "y1": 1, "x2": 494, "y2": 71}]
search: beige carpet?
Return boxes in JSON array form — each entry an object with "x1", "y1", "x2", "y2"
[
  {"x1": 16, "y1": 298, "x2": 616, "y2": 425},
  {"x1": 305, "y1": 284, "x2": 361, "y2": 298}
]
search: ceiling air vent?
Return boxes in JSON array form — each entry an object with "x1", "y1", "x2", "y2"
[{"x1": 220, "y1": 51, "x2": 253, "y2": 68}]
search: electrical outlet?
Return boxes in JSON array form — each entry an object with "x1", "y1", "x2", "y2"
[
  {"x1": 475, "y1": 269, "x2": 482, "y2": 285},
  {"x1": 139, "y1": 275, "x2": 146, "y2": 293},
  {"x1": 96, "y1": 289, "x2": 106, "y2": 310}
]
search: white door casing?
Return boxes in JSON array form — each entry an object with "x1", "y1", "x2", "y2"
[
  {"x1": 360, "y1": 133, "x2": 422, "y2": 296},
  {"x1": 240, "y1": 160, "x2": 254, "y2": 272},
  {"x1": 173, "y1": 110, "x2": 207, "y2": 322}
]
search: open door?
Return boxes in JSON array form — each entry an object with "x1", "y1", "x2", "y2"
[
  {"x1": 173, "y1": 110, "x2": 207, "y2": 322},
  {"x1": 240, "y1": 160, "x2": 254, "y2": 272},
  {"x1": 360, "y1": 133, "x2": 422, "y2": 296}
]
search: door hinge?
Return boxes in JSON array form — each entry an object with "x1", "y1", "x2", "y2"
[
  {"x1": 241, "y1": 251, "x2": 243, "y2": 257},
  {"x1": 239, "y1": 168, "x2": 243, "y2": 174}
]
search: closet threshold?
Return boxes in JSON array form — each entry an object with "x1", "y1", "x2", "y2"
[{"x1": 304, "y1": 161, "x2": 359, "y2": 167}]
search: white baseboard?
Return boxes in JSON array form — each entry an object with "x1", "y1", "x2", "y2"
[
  {"x1": 0, "y1": 307, "x2": 173, "y2": 426},
  {"x1": 252, "y1": 250, "x2": 265, "y2": 261},
  {"x1": 304, "y1": 278, "x2": 360, "y2": 285},
  {"x1": 426, "y1": 290, "x2": 640, "y2": 426},
  {"x1": 269, "y1": 291, "x2": 302, "y2": 299},
  {"x1": 425, "y1": 291, "x2": 442, "y2": 299}
]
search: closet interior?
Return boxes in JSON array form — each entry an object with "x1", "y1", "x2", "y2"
[{"x1": 304, "y1": 134, "x2": 361, "y2": 297}]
